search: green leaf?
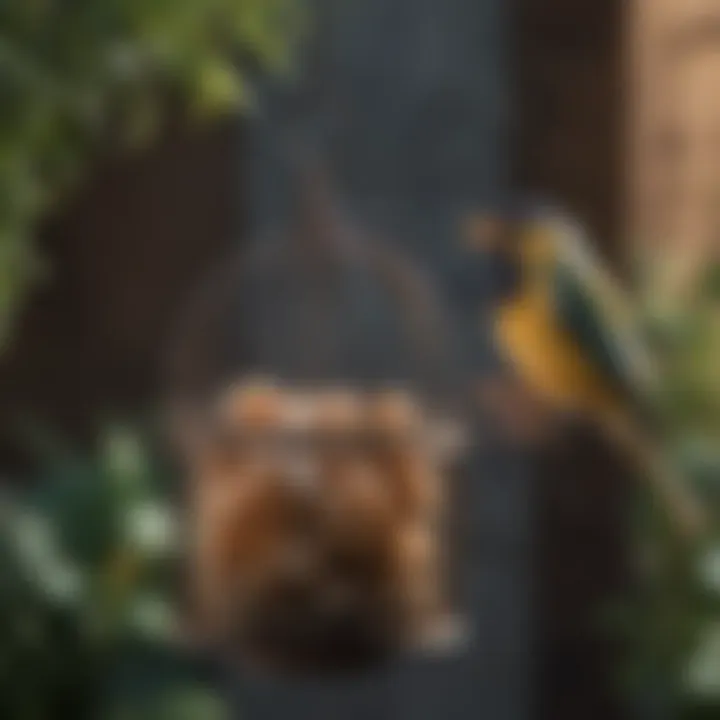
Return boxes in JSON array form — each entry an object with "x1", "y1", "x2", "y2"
[
  {"x1": 0, "y1": 0, "x2": 303, "y2": 352},
  {"x1": 192, "y1": 60, "x2": 247, "y2": 115},
  {"x1": 685, "y1": 622, "x2": 720, "y2": 700}
]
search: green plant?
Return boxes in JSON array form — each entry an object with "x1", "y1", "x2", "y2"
[
  {"x1": 0, "y1": 0, "x2": 302, "y2": 346},
  {"x1": 624, "y1": 260, "x2": 720, "y2": 718},
  {"x1": 0, "y1": 425, "x2": 225, "y2": 719}
]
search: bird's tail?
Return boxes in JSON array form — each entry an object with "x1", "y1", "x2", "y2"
[{"x1": 603, "y1": 409, "x2": 707, "y2": 542}]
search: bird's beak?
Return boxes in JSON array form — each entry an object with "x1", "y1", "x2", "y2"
[
  {"x1": 460, "y1": 213, "x2": 508, "y2": 253},
  {"x1": 457, "y1": 211, "x2": 522, "y2": 302}
]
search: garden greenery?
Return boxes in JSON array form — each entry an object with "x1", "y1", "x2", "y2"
[
  {"x1": 627, "y1": 258, "x2": 720, "y2": 718},
  {"x1": 0, "y1": 0, "x2": 302, "y2": 347}
]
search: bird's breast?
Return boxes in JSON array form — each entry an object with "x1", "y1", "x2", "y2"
[{"x1": 494, "y1": 292, "x2": 616, "y2": 415}]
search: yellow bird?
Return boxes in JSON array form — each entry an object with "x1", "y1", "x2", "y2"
[{"x1": 463, "y1": 207, "x2": 705, "y2": 540}]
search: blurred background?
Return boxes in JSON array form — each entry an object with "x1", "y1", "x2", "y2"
[{"x1": 0, "y1": 0, "x2": 718, "y2": 719}]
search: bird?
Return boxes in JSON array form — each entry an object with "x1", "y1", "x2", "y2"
[{"x1": 462, "y1": 203, "x2": 706, "y2": 540}]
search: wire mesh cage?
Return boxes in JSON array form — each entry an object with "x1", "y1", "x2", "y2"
[{"x1": 164, "y1": 163, "x2": 470, "y2": 676}]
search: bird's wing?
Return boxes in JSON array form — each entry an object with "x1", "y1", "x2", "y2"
[{"x1": 549, "y1": 217, "x2": 658, "y2": 405}]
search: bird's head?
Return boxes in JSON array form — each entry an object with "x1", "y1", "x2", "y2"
[{"x1": 460, "y1": 201, "x2": 563, "y2": 301}]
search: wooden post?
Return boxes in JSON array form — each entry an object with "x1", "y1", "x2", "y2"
[{"x1": 630, "y1": 0, "x2": 720, "y2": 282}]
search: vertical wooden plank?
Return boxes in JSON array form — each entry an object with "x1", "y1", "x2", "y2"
[
  {"x1": 631, "y1": 0, "x2": 720, "y2": 275},
  {"x1": 516, "y1": 2, "x2": 630, "y2": 720},
  {"x1": 515, "y1": 0, "x2": 624, "y2": 260},
  {"x1": 0, "y1": 120, "x2": 239, "y2": 466}
]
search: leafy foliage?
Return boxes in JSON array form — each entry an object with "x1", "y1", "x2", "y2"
[
  {"x1": 625, "y1": 258, "x2": 720, "y2": 718},
  {"x1": 0, "y1": 426, "x2": 226, "y2": 719},
  {"x1": 0, "y1": 0, "x2": 302, "y2": 346}
]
